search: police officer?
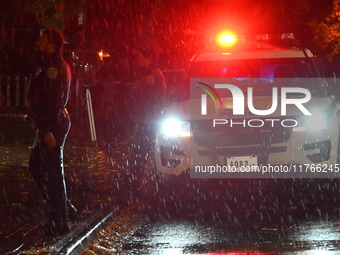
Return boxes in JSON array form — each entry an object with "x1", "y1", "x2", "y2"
[
  {"x1": 127, "y1": 46, "x2": 166, "y2": 195},
  {"x1": 27, "y1": 29, "x2": 72, "y2": 235}
]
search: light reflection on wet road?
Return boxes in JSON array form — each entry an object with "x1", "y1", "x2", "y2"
[
  {"x1": 70, "y1": 131, "x2": 340, "y2": 255},
  {"x1": 122, "y1": 219, "x2": 340, "y2": 254},
  {"x1": 88, "y1": 171, "x2": 340, "y2": 254},
  {"x1": 1, "y1": 142, "x2": 339, "y2": 254}
]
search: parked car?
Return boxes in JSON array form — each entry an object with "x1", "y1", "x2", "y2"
[{"x1": 154, "y1": 32, "x2": 339, "y2": 181}]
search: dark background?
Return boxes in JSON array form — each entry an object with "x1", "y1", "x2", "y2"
[
  {"x1": 1, "y1": 0, "x2": 340, "y2": 143},
  {"x1": 0, "y1": 0, "x2": 339, "y2": 75}
]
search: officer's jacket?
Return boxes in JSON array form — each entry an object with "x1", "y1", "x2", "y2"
[
  {"x1": 129, "y1": 65, "x2": 166, "y2": 123},
  {"x1": 28, "y1": 52, "x2": 71, "y2": 133}
]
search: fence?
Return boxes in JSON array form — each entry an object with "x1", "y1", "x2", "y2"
[
  {"x1": 0, "y1": 74, "x2": 29, "y2": 120},
  {"x1": 0, "y1": 75, "x2": 31, "y2": 143},
  {"x1": 0, "y1": 74, "x2": 136, "y2": 142},
  {"x1": 0, "y1": 74, "x2": 86, "y2": 124}
]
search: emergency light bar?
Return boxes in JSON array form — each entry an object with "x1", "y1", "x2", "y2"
[
  {"x1": 208, "y1": 31, "x2": 298, "y2": 51},
  {"x1": 216, "y1": 31, "x2": 237, "y2": 47},
  {"x1": 256, "y1": 33, "x2": 295, "y2": 41}
]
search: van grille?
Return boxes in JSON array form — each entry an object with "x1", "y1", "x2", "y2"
[{"x1": 191, "y1": 119, "x2": 292, "y2": 147}]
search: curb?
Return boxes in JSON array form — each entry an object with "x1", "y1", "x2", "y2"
[{"x1": 51, "y1": 205, "x2": 121, "y2": 255}]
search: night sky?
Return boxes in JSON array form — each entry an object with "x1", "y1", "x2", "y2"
[{"x1": 0, "y1": 0, "x2": 338, "y2": 73}]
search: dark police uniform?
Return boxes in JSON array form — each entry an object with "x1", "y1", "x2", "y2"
[
  {"x1": 27, "y1": 51, "x2": 71, "y2": 232},
  {"x1": 127, "y1": 64, "x2": 166, "y2": 194}
]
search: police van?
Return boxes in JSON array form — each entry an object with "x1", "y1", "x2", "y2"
[{"x1": 154, "y1": 32, "x2": 339, "y2": 179}]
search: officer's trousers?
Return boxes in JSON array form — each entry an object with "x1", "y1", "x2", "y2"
[
  {"x1": 127, "y1": 122, "x2": 154, "y2": 195},
  {"x1": 29, "y1": 114, "x2": 71, "y2": 222}
]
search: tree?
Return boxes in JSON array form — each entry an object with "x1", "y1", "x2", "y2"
[
  {"x1": 5, "y1": 0, "x2": 339, "y2": 73},
  {"x1": 309, "y1": 0, "x2": 340, "y2": 61},
  {"x1": 0, "y1": 0, "x2": 21, "y2": 45},
  {"x1": 26, "y1": 0, "x2": 85, "y2": 32}
]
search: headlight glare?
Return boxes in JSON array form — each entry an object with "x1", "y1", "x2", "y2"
[
  {"x1": 293, "y1": 113, "x2": 328, "y2": 132},
  {"x1": 160, "y1": 118, "x2": 191, "y2": 137},
  {"x1": 305, "y1": 113, "x2": 328, "y2": 131}
]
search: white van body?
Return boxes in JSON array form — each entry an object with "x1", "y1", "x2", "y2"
[{"x1": 154, "y1": 46, "x2": 339, "y2": 178}]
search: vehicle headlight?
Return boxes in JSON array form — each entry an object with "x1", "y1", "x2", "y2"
[
  {"x1": 293, "y1": 113, "x2": 328, "y2": 132},
  {"x1": 160, "y1": 118, "x2": 191, "y2": 137}
]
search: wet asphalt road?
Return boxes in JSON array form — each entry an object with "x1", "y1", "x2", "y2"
[
  {"x1": 87, "y1": 164, "x2": 340, "y2": 254},
  {"x1": 0, "y1": 134, "x2": 339, "y2": 254},
  {"x1": 0, "y1": 140, "x2": 126, "y2": 254},
  {"x1": 88, "y1": 106, "x2": 338, "y2": 254}
]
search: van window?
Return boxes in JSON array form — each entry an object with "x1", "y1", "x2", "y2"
[{"x1": 178, "y1": 58, "x2": 325, "y2": 100}]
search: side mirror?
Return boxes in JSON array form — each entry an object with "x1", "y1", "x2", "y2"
[{"x1": 326, "y1": 73, "x2": 340, "y2": 101}]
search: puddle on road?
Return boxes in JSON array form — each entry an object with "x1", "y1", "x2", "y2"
[
  {"x1": 119, "y1": 219, "x2": 340, "y2": 254},
  {"x1": 84, "y1": 197, "x2": 340, "y2": 254},
  {"x1": 84, "y1": 177, "x2": 340, "y2": 255}
]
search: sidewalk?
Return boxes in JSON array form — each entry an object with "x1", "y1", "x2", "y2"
[{"x1": 0, "y1": 135, "x2": 128, "y2": 254}]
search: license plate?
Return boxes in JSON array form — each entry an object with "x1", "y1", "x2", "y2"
[{"x1": 226, "y1": 156, "x2": 258, "y2": 172}]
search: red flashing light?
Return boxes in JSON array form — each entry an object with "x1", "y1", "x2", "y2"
[{"x1": 217, "y1": 31, "x2": 237, "y2": 47}]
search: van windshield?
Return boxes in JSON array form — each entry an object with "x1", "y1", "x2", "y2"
[
  {"x1": 177, "y1": 58, "x2": 327, "y2": 100},
  {"x1": 188, "y1": 58, "x2": 317, "y2": 79}
]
